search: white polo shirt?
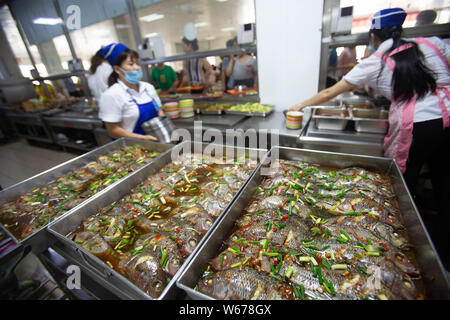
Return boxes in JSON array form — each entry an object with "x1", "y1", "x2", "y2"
[
  {"x1": 344, "y1": 36, "x2": 450, "y2": 123},
  {"x1": 99, "y1": 80, "x2": 161, "y2": 132},
  {"x1": 87, "y1": 62, "x2": 113, "y2": 101}
]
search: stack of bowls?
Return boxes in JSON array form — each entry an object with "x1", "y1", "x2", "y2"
[
  {"x1": 163, "y1": 102, "x2": 180, "y2": 119},
  {"x1": 179, "y1": 99, "x2": 194, "y2": 118},
  {"x1": 286, "y1": 111, "x2": 303, "y2": 129}
]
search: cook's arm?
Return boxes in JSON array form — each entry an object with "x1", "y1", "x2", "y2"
[
  {"x1": 181, "y1": 61, "x2": 190, "y2": 86},
  {"x1": 104, "y1": 122, "x2": 157, "y2": 141},
  {"x1": 225, "y1": 56, "x2": 234, "y2": 78},
  {"x1": 289, "y1": 80, "x2": 358, "y2": 111}
]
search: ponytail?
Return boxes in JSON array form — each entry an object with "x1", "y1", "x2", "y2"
[
  {"x1": 108, "y1": 71, "x2": 119, "y2": 87},
  {"x1": 372, "y1": 26, "x2": 436, "y2": 103}
]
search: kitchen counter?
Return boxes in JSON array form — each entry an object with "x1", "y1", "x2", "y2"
[
  {"x1": 3, "y1": 102, "x2": 385, "y2": 156},
  {"x1": 160, "y1": 93, "x2": 260, "y2": 104},
  {"x1": 298, "y1": 107, "x2": 385, "y2": 157}
]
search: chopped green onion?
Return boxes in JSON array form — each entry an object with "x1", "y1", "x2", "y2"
[
  {"x1": 323, "y1": 280, "x2": 335, "y2": 295},
  {"x1": 285, "y1": 267, "x2": 294, "y2": 279},
  {"x1": 359, "y1": 267, "x2": 372, "y2": 276},
  {"x1": 262, "y1": 252, "x2": 279, "y2": 257},
  {"x1": 331, "y1": 264, "x2": 348, "y2": 270},
  {"x1": 276, "y1": 207, "x2": 282, "y2": 219},
  {"x1": 340, "y1": 230, "x2": 351, "y2": 241},
  {"x1": 263, "y1": 239, "x2": 269, "y2": 250},
  {"x1": 366, "y1": 251, "x2": 380, "y2": 257},
  {"x1": 227, "y1": 247, "x2": 240, "y2": 255},
  {"x1": 270, "y1": 263, "x2": 277, "y2": 274},
  {"x1": 269, "y1": 274, "x2": 282, "y2": 281},
  {"x1": 160, "y1": 251, "x2": 169, "y2": 269},
  {"x1": 322, "y1": 260, "x2": 331, "y2": 270}
]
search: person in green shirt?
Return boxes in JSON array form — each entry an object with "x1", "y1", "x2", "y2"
[{"x1": 151, "y1": 63, "x2": 178, "y2": 94}]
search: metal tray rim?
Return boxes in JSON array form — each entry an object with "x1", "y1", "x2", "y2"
[
  {"x1": 48, "y1": 141, "x2": 268, "y2": 300},
  {"x1": 1, "y1": 138, "x2": 175, "y2": 244},
  {"x1": 176, "y1": 146, "x2": 450, "y2": 300}
]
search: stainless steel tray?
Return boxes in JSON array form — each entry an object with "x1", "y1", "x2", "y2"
[
  {"x1": 47, "y1": 141, "x2": 268, "y2": 300},
  {"x1": 0, "y1": 138, "x2": 174, "y2": 245},
  {"x1": 0, "y1": 224, "x2": 19, "y2": 260},
  {"x1": 200, "y1": 109, "x2": 224, "y2": 115},
  {"x1": 177, "y1": 146, "x2": 450, "y2": 300},
  {"x1": 225, "y1": 106, "x2": 274, "y2": 118},
  {"x1": 312, "y1": 107, "x2": 350, "y2": 131},
  {"x1": 352, "y1": 109, "x2": 389, "y2": 134}
]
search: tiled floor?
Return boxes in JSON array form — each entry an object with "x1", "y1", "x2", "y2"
[{"x1": 0, "y1": 139, "x2": 77, "y2": 190}]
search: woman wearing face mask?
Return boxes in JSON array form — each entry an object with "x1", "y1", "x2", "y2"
[
  {"x1": 98, "y1": 43, "x2": 164, "y2": 141},
  {"x1": 289, "y1": 8, "x2": 450, "y2": 256}
]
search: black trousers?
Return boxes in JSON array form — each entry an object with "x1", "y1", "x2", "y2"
[{"x1": 404, "y1": 118, "x2": 450, "y2": 258}]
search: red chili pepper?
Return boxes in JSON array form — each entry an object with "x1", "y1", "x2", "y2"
[
  {"x1": 379, "y1": 242, "x2": 388, "y2": 252},
  {"x1": 272, "y1": 227, "x2": 277, "y2": 232},
  {"x1": 155, "y1": 233, "x2": 162, "y2": 240},
  {"x1": 18, "y1": 197, "x2": 23, "y2": 203},
  {"x1": 180, "y1": 249, "x2": 186, "y2": 255},
  {"x1": 273, "y1": 260, "x2": 278, "y2": 266},
  {"x1": 176, "y1": 238, "x2": 183, "y2": 246},
  {"x1": 175, "y1": 228, "x2": 181, "y2": 234}
]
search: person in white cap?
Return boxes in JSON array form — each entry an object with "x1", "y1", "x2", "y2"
[{"x1": 290, "y1": 8, "x2": 450, "y2": 259}]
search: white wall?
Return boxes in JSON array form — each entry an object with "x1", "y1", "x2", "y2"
[{"x1": 255, "y1": 0, "x2": 324, "y2": 111}]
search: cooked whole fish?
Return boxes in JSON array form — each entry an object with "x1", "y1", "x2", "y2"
[
  {"x1": 67, "y1": 153, "x2": 254, "y2": 298},
  {"x1": 197, "y1": 160, "x2": 423, "y2": 300},
  {"x1": 198, "y1": 267, "x2": 293, "y2": 300},
  {"x1": 0, "y1": 145, "x2": 160, "y2": 241}
]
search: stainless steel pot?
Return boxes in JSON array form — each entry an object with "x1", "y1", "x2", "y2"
[{"x1": 142, "y1": 116, "x2": 175, "y2": 143}]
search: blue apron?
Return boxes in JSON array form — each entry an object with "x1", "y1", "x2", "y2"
[{"x1": 128, "y1": 89, "x2": 159, "y2": 134}]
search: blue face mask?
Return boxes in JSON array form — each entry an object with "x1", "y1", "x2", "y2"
[{"x1": 120, "y1": 68, "x2": 142, "y2": 84}]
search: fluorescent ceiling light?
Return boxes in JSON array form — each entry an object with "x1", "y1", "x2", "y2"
[
  {"x1": 115, "y1": 24, "x2": 129, "y2": 29},
  {"x1": 216, "y1": 0, "x2": 229, "y2": 2},
  {"x1": 195, "y1": 22, "x2": 208, "y2": 28},
  {"x1": 145, "y1": 32, "x2": 159, "y2": 38},
  {"x1": 205, "y1": 36, "x2": 216, "y2": 41},
  {"x1": 221, "y1": 27, "x2": 235, "y2": 32},
  {"x1": 32, "y1": 17, "x2": 62, "y2": 25},
  {"x1": 139, "y1": 13, "x2": 165, "y2": 22}
]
